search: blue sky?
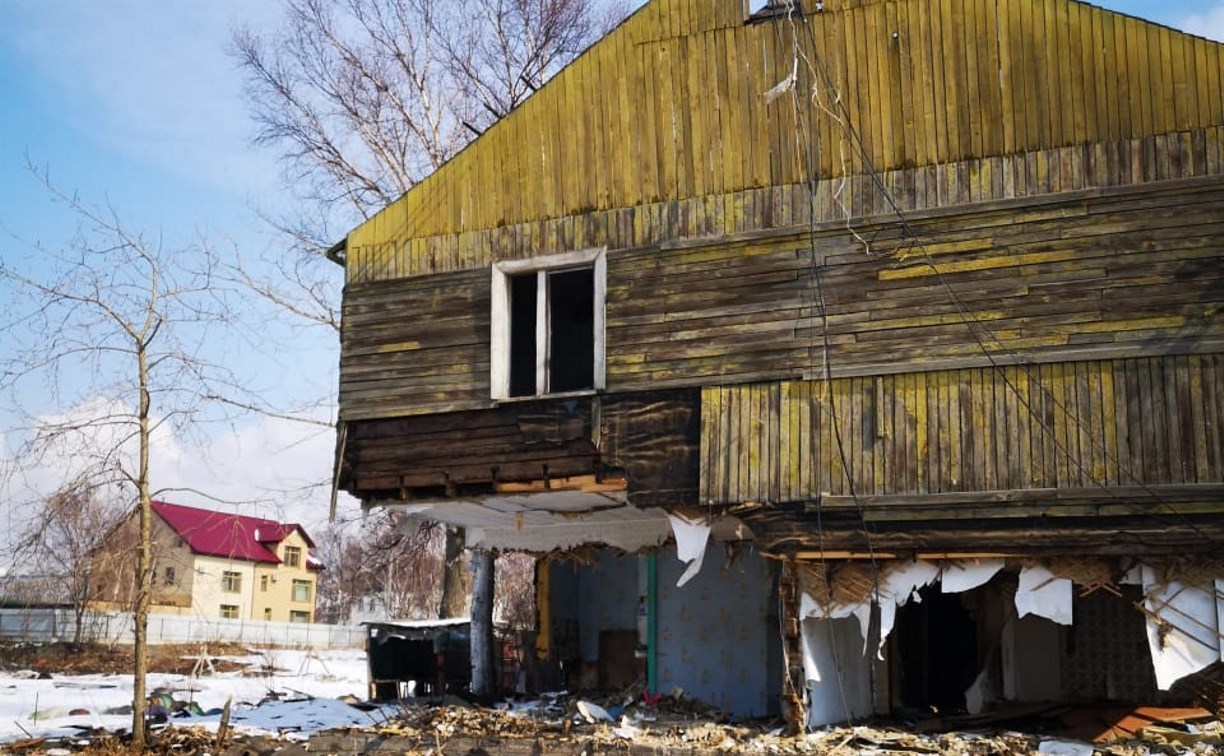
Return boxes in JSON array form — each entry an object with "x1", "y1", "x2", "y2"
[{"x1": 0, "y1": 0, "x2": 1220, "y2": 530}]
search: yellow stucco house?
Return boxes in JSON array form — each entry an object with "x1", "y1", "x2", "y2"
[{"x1": 90, "y1": 501, "x2": 322, "y2": 623}]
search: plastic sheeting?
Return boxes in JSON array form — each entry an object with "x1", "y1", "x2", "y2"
[
  {"x1": 941, "y1": 560, "x2": 1004, "y2": 594},
  {"x1": 666, "y1": 513, "x2": 711, "y2": 587},
  {"x1": 1015, "y1": 566, "x2": 1074, "y2": 625},
  {"x1": 1141, "y1": 567, "x2": 1222, "y2": 690}
]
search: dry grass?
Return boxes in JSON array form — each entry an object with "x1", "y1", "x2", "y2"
[{"x1": 0, "y1": 641, "x2": 251, "y2": 675}]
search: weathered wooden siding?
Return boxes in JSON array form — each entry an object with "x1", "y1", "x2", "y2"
[
  {"x1": 340, "y1": 176, "x2": 1224, "y2": 420},
  {"x1": 342, "y1": 390, "x2": 699, "y2": 508},
  {"x1": 346, "y1": 128, "x2": 1223, "y2": 284},
  {"x1": 700, "y1": 353, "x2": 1224, "y2": 504},
  {"x1": 345, "y1": 0, "x2": 1223, "y2": 281},
  {"x1": 340, "y1": 268, "x2": 490, "y2": 418}
]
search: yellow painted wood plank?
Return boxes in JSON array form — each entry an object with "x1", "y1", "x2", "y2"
[
  {"x1": 699, "y1": 387, "x2": 713, "y2": 502},
  {"x1": 686, "y1": 32, "x2": 708, "y2": 199},
  {"x1": 1048, "y1": 0, "x2": 1070, "y2": 147},
  {"x1": 656, "y1": 39, "x2": 679, "y2": 201},
  {"x1": 712, "y1": 19, "x2": 733, "y2": 197},
  {"x1": 961, "y1": 0, "x2": 983, "y2": 158},
  {"x1": 929, "y1": 0, "x2": 950, "y2": 164},
  {"x1": 730, "y1": 24, "x2": 751, "y2": 194},
  {"x1": 1192, "y1": 355, "x2": 1210, "y2": 484},
  {"x1": 1203, "y1": 40, "x2": 1222, "y2": 134},
  {"x1": 1070, "y1": 3, "x2": 1091, "y2": 143},
  {"x1": 639, "y1": 43, "x2": 661, "y2": 204},
  {"x1": 1171, "y1": 25, "x2": 1194, "y2": 130},
  {"x1": 748, "y1": 25, "x2": 772, "y2": 189},
  {"x1": 590, "y1": 43, "x2": 612, "y2": 211},
  {"x1": 915, "y1": 370, "x2": 930, "y2": 491},
  {"x1": 995, "y1": 0, "x2": 1017, "y2": 155},
  {"x1": 857, "y1": 4, "x2": 881, "y2": 174},
  {"x1": 908, "y1": 0, "x2": 934, "y2": 167},
  {"x1": 931, "y1": 368, "x2": 946, "y2": 491},
  {"x1": 865, "y1": 2, "x2": 889, "y2": 168},
  {"x1": 1031, "y1": 0, "x2": 1053, "y2": 149},
  {"x1": 1086, "y1": 6, "x2": 1109, "y2": 142},
  {"x1": 1130, "y1": 18, "x2": 1153, "y2": 137},
  {"x1": 1063, "y1": 0, "x2": 1088, "y2": 145},
  {"x1": 732, "y1": 23, "x2": 756, "y2": 193},
  {"x1": 1155, "y1": 27, "x2": 1175, "y2": 134},
  {"x1": 1097, "y1": 360, "x2": 1117, "y2": 485},
  {"x1": 873, "y1": 375, "x2": 887, "y2": 494},
  {"x1": 1103, "y1": 12, "x2": 1126, "y2": 142},
  {"x1": 879, "y1": 249, "x2": 1083, "y2": 280},
  {"x1": 948, "y1": 0, "x2": 971, "y2": 160}
]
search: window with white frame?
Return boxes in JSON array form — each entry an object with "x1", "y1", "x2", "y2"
[{"x1": 491, "y1": 248, "x2": 606, "y2": 399}]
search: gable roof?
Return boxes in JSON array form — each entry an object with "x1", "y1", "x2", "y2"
[
  {"x1": 345, "y1": 0, "x2": 1222, "y2": 277},
  {"x1": 151, "y1": 500, "x2": 316, "y2": 565}
]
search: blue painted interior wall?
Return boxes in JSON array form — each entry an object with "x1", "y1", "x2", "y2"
[
  {"x1": 544, "y1": 551, "x2": 638, "y2": 663},
  {"x1": 548, "y1": 543, "x2": 779, "y2": 718},
  {"x1": 656, "y1": 543, "x2": 778, "y2": 718}
]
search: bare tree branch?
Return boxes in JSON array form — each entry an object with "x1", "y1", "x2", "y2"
[{"x1": 0, "y1": 168, "x2": 262, "y2": 749}]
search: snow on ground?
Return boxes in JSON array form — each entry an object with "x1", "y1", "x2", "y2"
[{"x1": 0, "y1": 647, "x2": 388, "y2": 743}]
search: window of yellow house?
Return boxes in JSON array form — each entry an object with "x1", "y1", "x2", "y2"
[
  {"x1": 220, "y1": 604, "x2": 239, "y2": 619},
  {"x1": 284, "y1": 546, "x2": 302, "y2": 567},
  {"x1": 164, "y1": 567, "x2": 176, "y2": 586},
  {"x1": 222, "y1": 571, "x2": 242, "y2": 593},
  {"x1": 260, "y1": 574, "x2": 269, "y2": 591},
  {"x1": 292, "y1": 579, "x2": 311, "y2": 603},
  {"x1": 289, "y1": 610, "x2": 310, "y2": 623},
  {"x1": 264, "y1": 607, "x2": 272, "y2": 620}
]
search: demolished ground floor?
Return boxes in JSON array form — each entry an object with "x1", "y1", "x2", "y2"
[{"x1": 375, "y1": 503, "x2": 1224, "y2": 737}]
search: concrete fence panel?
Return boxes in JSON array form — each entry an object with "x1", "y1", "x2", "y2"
[{"x1": 0, "y1": 608, "x2": 365, "y2": 648}]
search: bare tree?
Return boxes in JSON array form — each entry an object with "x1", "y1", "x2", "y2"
[
  {"x1": 233, "y1": 0, "x2": 620, "y2": 242},
  {"x1": 314, "y1": 511, "x2": 443, "y2": 623},
  {"x1": 231, "y1": 0, "x2": 629, "y2": 630},
  {"x1": 7, "y1": 479, "x2": 124, "y2": 643},
  {"x1": 0, "y1": 170, "x2": 252, "y2": 749}
]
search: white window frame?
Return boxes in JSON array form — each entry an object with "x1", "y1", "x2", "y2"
[{"x1": 490, "y1": 247, "x2": 607, "y2": 400}]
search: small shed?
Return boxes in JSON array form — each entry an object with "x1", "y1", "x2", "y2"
[{"x1": 365, "y1": 617, "x2": 472, "y2": 700}]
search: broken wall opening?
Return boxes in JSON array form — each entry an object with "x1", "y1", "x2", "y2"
[
  {"x1": 541, "y1": 539, "x2": 778, "y2": 718},
  {"x1": 798, "y1": 558, "x2": 1224, "y2": 729},
  {"x1": 894, "y1": 585, "x2": 980, "y2": 713}
]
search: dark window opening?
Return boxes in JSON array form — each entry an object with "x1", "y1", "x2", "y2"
[
  {"x1": 508, "y1": 273, "x2": 538, "y2": 397},
  {"x1": 548, "y1": 268, "x2": 595, "y2": 393}
]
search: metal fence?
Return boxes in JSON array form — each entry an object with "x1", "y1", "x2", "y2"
[{"x1": 0, "y1": 607, "x2": 365, "y2": 648}]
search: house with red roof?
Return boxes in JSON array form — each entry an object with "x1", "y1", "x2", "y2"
[{"x1": 89, "y1": 501, "x2": 322, "y2": 623}]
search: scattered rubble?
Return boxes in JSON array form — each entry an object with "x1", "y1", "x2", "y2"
[
  {"x1": 3, "y1": 643, "x2": 1222, "y2": 753},
  {"x1": 7, "y1": 693, "x2": 1224, "y2": 755}
]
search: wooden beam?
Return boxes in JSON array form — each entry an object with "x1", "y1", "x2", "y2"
[{"x1": 494, "y1": 474, "x2": 627, "y2": 494}]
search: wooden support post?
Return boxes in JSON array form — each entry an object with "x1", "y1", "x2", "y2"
[
  {"x1": 470, "y1": 550, "x2": 497, "y2": 699},
  {"x1": 779, "y1": 560, "x2": 807, "y2": 734}
]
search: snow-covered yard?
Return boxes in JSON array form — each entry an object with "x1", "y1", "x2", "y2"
[{"x1": 0, "y1": 647, "x2": 390, "y2": 744}]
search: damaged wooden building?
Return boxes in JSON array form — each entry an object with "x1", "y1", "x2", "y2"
[{"x1": 331, "y1": 0, "x2": 1224, "y2": 726}]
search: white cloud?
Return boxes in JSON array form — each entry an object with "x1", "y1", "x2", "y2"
[
  {"x1": 3, "y1": 0, "x2": 283, "y2": 202},
  {"x1": 1, "y1": 396, "x2": 359, "y2": 560},
  {"x1": 1175, "y1": 5, "x2": 1224, "y2": 41}
]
